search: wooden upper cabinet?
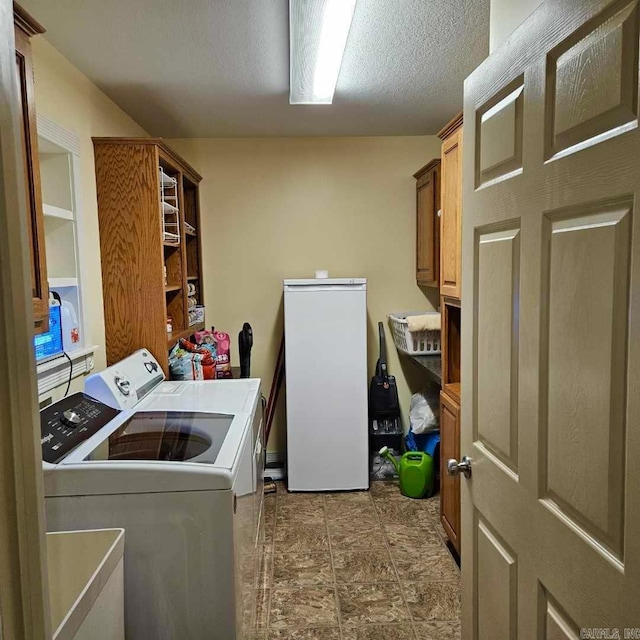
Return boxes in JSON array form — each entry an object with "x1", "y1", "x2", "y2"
[
  {"x1": 438, "y1": 113, "x2": 463, "y2": 301},
  {"x1": 414, "y1": 159, "x2": 440, "y2": 288},
  {"x1": 14, "y1": 4, "x2": 49, "y2": 333}
]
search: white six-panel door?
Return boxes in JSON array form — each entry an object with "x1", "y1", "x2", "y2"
[{"x1": 462, "y1": 0, "x2": 640, "y2": 637}]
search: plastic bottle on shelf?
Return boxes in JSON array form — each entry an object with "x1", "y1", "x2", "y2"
[{"x1": 60, "y1": 298, "x2": 80, "y2": 352}]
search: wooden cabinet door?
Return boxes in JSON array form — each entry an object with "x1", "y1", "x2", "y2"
[
  {"x1": 440, "y1": 125, "x2": 462, "y2": 300},
  {"x1": 14, "y1": 26, "x2": 48, "y2": 333},
  {"x1": 440, "y1": 389, "x2": 460, "y2": 552},
  {"x1": 415, "y1": 162, "x2": 440, "y2": 287}
]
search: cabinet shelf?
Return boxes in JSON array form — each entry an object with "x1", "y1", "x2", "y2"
[
  {"x1": 165, "y1": 285, "x2": 182, "y2": 293},
  {"x1": 184, "y1": 221, "x2": 197, "y2": 236},
  {"x1": 162, "y1": 201, "x2": 179, "y2": 215},
  {"x1": 187, "y1": 275, "x2": 199, "y2": 281},
  {"x1": 159, "y1": 170, "x2": 177, "y2": 187},
  {"x1": 410, "y1": 354, "x2": 442, "y2": 386},
  {"x1": 49, "y1": 277, "x2": 78, "y2": 288},
  {"x1": 167, "y1": 322, "x2": 205, "y2": 348},
  {"x1": 442, "y1": 299, "x2": 461, "y2": 401},
  {"x1": 43, "y1": 203, "x2": 73, "y2": 221},
  {"x1": 162, "y1": 232, "x2": 180, "y2": 245}
]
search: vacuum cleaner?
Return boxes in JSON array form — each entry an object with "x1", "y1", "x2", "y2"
[{"x1": 369, "y1": 321, "x2": 401, "y2": 434}]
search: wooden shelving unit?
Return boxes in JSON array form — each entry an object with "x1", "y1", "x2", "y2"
[
  {"x1": 93, "y1": 138, "x2": 204, "y2": 375},
  {"x1": 441, "y1": 298, "x2": 461, "y2": 405},
  {"x1": 438, "y1": 112, "x2": 463, "y2": 554}
]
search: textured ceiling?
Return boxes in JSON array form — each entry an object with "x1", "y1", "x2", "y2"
[{"x1": 21, "y1": 0, "x2": 490, "y2": 137}]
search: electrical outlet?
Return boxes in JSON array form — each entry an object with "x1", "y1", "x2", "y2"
[{"x1": 87, "y1": 355, "x2": 95, "y2": 371}]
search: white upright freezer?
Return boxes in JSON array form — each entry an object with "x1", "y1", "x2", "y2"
[{"x1": 284, "y1": 278, "x2": 369, "y2": 491}]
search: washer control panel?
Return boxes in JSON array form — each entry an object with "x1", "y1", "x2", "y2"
[
  {"x1": 84, "y1": 349, "x2": 165, "y2": 410},
  {"x1": 41, "y1": 392, "x2": 120, "y2": 464}
]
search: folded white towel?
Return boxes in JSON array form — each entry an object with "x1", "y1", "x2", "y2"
[{"x1": 407, "y1": 313, "x2": 441, "y2": 332}]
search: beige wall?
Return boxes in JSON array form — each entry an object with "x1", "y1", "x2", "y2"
[
  {"x1": 168, "y1": 137, "x2": 442, "y2": 452},
  {"x1": 490, "y1": 0, "x2": 545, "y2": 52},
  {"x1": 29, "y1": 39, "x2": 443, "y2": 454},
  {"x1": 31, "y1": 38, "x2": 148, "y2": 371}
]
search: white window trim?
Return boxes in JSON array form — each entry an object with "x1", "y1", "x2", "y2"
[{"x1": 36, "y1": 345, "x2": 98, "y2": 398}]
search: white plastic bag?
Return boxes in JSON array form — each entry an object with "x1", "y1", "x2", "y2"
[{"x1": 410, "y1": 391, "x2": 439, "y2": 434}]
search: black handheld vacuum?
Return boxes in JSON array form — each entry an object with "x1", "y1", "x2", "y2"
[
  {"x1": 238, "y1": 322, "x2": 253, "y2": 378},
  {"x1": 369, "y1": 322, "x2": 401, "y2": 434}
]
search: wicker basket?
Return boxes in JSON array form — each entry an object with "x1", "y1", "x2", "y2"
[{"x1": 388, "y1": 312, "x2": 441, "y2": 356}]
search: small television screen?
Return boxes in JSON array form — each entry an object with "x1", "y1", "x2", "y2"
[{"x1": 34, "y1": 305, "x2": 63, "y2": 363}]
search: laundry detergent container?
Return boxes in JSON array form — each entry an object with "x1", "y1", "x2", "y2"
[{"x1": 399, "y1": 452, "x2": 434, "y2": 499}]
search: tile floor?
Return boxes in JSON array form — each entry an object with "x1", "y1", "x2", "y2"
[{"x1": 254, "y1": 481, "x2": 461, "y2": 639}]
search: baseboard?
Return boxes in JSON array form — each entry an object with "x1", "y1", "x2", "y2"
[
  {"x1": 264, "y1": 451, "x2": 286, "y2": 480},
  {"x1": 264, "y1": 467, "x2": 286, "y2": 480},
  {"x1": 266, "y1": 451, "x2": 285, "y2": 465}
]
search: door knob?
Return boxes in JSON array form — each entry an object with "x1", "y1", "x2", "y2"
[{"x1": 447, "y1": 456, "x2": 472, "y2": 478}]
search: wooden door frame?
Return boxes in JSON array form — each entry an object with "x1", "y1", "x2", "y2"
[{"x1": 0, "y1": 0, "x2": 50, "y2": 637}]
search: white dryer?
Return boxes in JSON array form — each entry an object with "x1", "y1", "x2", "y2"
[{"x1": 41, "y1": 349, "x2": 264, "y2": 640}]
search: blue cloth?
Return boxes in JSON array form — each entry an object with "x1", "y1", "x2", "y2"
[
  {"x1": 405, "y1": 428, "x2": 440, "y2": 457},
  {"x1": 422, "y1": 432, "x2": 440, "y2": 457}
]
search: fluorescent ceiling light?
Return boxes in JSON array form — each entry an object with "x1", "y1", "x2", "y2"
[{"x1": 289, "y1": 0, "x2": 357, "y2": 105}]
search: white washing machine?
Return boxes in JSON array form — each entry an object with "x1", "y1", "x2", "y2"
[{"x1": 41, "y1": 349, "x2": 264, "y2": 640}]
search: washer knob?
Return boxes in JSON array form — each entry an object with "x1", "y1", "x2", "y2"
[
  {"x1": 61, "y1": 409, "x2": 82, "y2": 428},
  {"x1": 114, "y1": 376, "x2": 131, "y2": 396}
]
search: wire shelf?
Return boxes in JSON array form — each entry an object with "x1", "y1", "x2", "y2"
[{"x1": 159, "y1": 167, "x2": 180, "y2": 246}]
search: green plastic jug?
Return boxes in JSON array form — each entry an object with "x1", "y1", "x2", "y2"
[{"x1": 379, "y1": 447, "x2": 434, "y2": 499}]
